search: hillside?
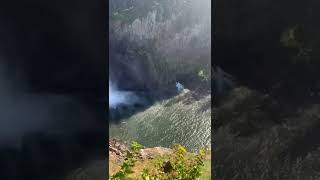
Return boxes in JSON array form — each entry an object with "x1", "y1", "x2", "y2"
[
  {"x1": 110, "y1": 89, "x2": 211, "y2": 152},
  {"x1": 107, "y1": 1, "x2": 211, "y2": 179},
  {"x1": 108, "y1": 139, "x2": 211, "y2": 179}
]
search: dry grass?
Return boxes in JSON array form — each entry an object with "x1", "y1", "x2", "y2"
[{"x1": 109, "y1": 150, "x2": 212, "y2": 179}]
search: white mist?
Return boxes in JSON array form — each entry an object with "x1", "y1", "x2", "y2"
[{"x1": 109, "y1": 80, "x2": 138, "y2": 108}]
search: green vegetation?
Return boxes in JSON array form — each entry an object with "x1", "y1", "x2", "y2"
[
  {"x1": 109, "y1": 1, "x2": 211, "y2": 179},
  {"x1": 110, "y1": 141, "x2": 143, "y2": 180},
  {"x1": 110, "y1": 142, "x2": 210, "y2": 180}
]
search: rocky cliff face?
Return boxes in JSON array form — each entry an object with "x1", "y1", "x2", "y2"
[
  {"x1": 109, "y1": 0, "x2": 211, "y2": 92},
  {"x1": 108, "y1": 138, "x2": 173, "y2": 176}
]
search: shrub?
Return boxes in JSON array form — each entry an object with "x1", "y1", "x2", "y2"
[
  {"x1": 110, "y1": 141, "x2": 144, "y2": 180},
  {"x1": 138, "y1": 144, "x2": 208, "y2": 180},
  {"x1": 109, "y1": 142, "x2": 209, "y2": 180}
]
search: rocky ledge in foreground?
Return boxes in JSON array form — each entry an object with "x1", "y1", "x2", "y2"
[
  {"x1": 108, "y1": 138, "x2": 211, "y2": 179},
  {"x1": 109, "y1": 138, "x2": 174, "y2": 174}
]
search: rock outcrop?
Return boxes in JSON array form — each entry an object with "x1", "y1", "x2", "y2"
[{"x1": 108, "y1": 138, "x2": 174, "y2": 177}]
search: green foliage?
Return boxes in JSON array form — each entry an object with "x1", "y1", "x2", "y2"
[
  {"x1": 198, "y1": 70, "x2": 210, "y2": 82},
  {"x1": 131, "y1": 141, "x2": 144, "y2": 152},
  {"x1": 110, "y1": 159, "x2": 135, "y2": 180},
  {"x1": 139, "y1": 144, "x2": 208, "y2": 180},
  {"x1": 141, "y1": 169, "x2": 152, "y2": 180},
  {"x1": 110, "y1": 141, "x2": 144, "y2": 180},
  {"x1": 110, "y1": 142, "x2": 209, "y2": 180}
]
